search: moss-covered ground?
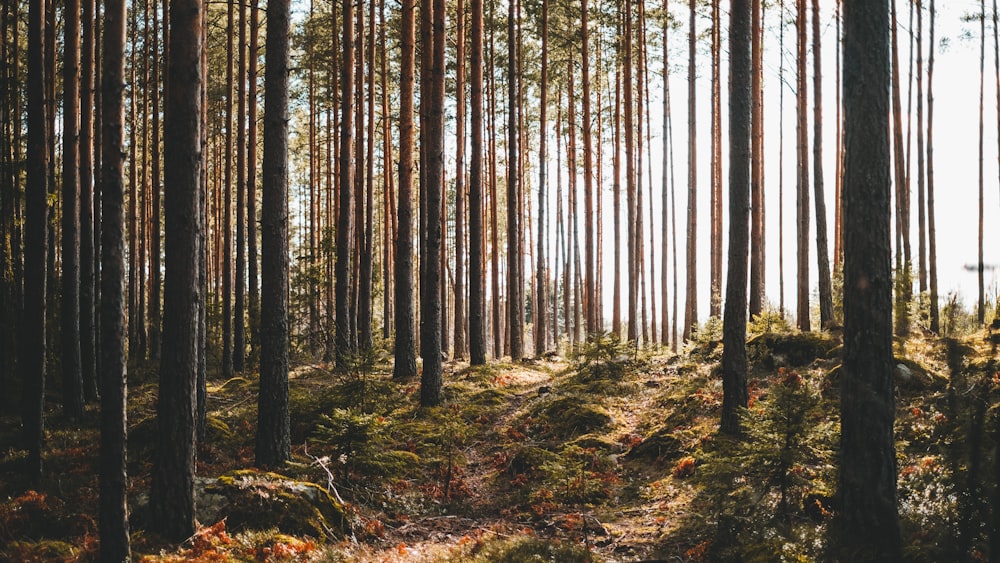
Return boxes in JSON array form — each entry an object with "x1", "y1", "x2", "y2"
[{"x1": 1, "y1": 327, "x2": 999, "y2": 561}]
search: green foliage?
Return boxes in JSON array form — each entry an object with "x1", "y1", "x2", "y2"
[
  {"x1": 537, "y1": 444, "x2": 618, "y2": 505},
  {"x1": 311, "y1": 409, "x2": 419, "y2": 484},
  {"x1": 449, "y1": 535, "x2": 601, "y2": 563},
  {"x1": 747, "y1": 308, "x2": 793, "y2": 337},
  {"x1": 696, "y1": 370, "x2": 834, "y2": 561},
  {"x1": 531, "y1": 395, "x2": 613, "y2": 439}
]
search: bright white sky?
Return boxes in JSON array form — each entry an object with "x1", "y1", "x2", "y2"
[{"x1": 595, "y1": 0, "x2": 1000, "y2": 329}]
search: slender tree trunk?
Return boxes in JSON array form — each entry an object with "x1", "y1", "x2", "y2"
[
  {"x1": 813, "y1": 0, "x2": 834, "y2": 327},
  {"x1": 612, "y1": 33, "x2": 622, "y2": 338},
  {"x1": 381, "y1": 0, "x2": 394, "y2": 341},
  {"x1": 709, "y1": 0, "x2": 722, "y2": 319},
  {"x1": 839, "y1": 0, "x2": 901, "y2": 555},
  {"x1": 256, "y1": 0, "x2": 291, "y2": 468},
  {"x1": 248, "y1": 0, "x2": 260, "y2": 355},
  {"x1": 222, "y1": 0, "x2": 234, "y2": 377},
  {"x1": 151, "y1": 0, "x2": 203, "y2": 539},
  {"x1": 62, "y1": 0, "x2": 84, "y2": 421},
  {"x1": 779, "y1": 0, "x2": 786, "y2": 315},
  {"x1": 979, "y1": 0, "x2": 987, "y2": 325},
  {"x1": 927, "y1": 0, "x2": 939, "y2": 333},
  {"x1": 890, "y1": 0, "x2": 911, "y2": 336},
  {"x1": 469, "y1": 0, "x2": 486, "y2": 364},
  {"x1": 661, "y1": 0, "x2": 671, "y2": 346},
  {"x1": 796, "y1": 0, "x2": 810, "y2": 332},
  {"x1": 506, "y1": 0, "x2": 523, "y2": 360},
  {"x1": 582, "y1": 0, "x2": 596, "y2": 335},
  {"x1": 360, "y1": 0, "x2": 376, "y2": 352},
  {"x1": 684, "y1": 0, "x2": 698, "y2": 341},
  {"x1": 455, "y1": 0, "x2": 467, "y2": 359},
  {"x1": 535, "y1": 0, "x2": 548, "y2": 353},
  {"x1": 722, "y1": 0, "x2": 751, "y2": 436},
  {"x1": 625, "y1": 0, "x2": 638, "y2": 341},
  {"x1": 233, "y1": 0, "x2": 246, "y2": 371},
  {"x1": 749, "y1": 0, "x2": 765, "y2": 317},
  {"x1": 421, "y1": 0, "x2": 445, "y2": 404},
  {"x1": 99, "y1": 0, "x2": 129, "y2": 553},
  {"x1": 568, "y1": 71, "x2": 580, "y2": 346},
  {"x1": 335, "y1": 0, "x2": 355, "y2": 371},
  {"x1": 916, "y1": 0, "x2": 927, "y2": 296},
  {"x1": 489, "y1": 7, "x2": 500, "y2": 358}
]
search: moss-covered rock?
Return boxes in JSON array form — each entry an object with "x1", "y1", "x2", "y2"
[
  {"x1": 747, "y1": 331, "x2": 838, "y2": 369},
  {"x1": 208, "y1": 469, "x2": 350, "y2": 539},
  {"x1": 532, "y1": 395, "x2": 613, "y2": 439},
  {"x1": 625, "y1": 427, "x2": 684, "y2": 462}
]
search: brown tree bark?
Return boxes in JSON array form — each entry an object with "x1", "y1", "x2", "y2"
[
  {"x1": 709, "y1": 0, "x2": 722, "y2": 319},
  {"x1": 222, "y1": 0, "x2": 234, "y2": 377},
  {"x1": 534, "y1": 0, "x2": 548, "y2": 354},
  {"x1": 928, "y1": 0, "x2": 939, "y2": 333},
  {"x1": 684, "y1": 0, "x2": 698, "y2": 341},
  {"x1": 891, "y1": 0, "x2": 911, "y2": 336},
  {"x1": 455, "y1": 0, "x2": 467, "y2": 359},
  {"x1": 256, "y1": 0, "x2": 291, "y2": 469},
  {"x1": 421, "y1": 0, "x2": 445, "y2": 403},
  {"x1": 335, "y1": 0, "x2": 355, "y2": 371},
  {"x1": 722, "y1": 0, "x2": 751, "y2": 436},
  {"x1": 506, "y1": 0, "x2": 523, "y2": 360},
  {"x1": 469, "y1": 0, "x2": 486, "y2": 364},
  {"x1": 360, "y1": 0, "x2": 375, "y2": 352},
  {"x1": 248, "y1": 0, "x2": 260, "y2": 355},
  {"x1": 234, "y1": 0, "x2": 247, "y2": 371},
  {"x1": 99, "y1": 0, "x2": 129, "y2": 554},
  {"x1": 582, "y1": 0, "x2": 596, "y2": 335},
  {"x1": 839, "y1": 0, "x2": 901, "y2": 555},
  {"x1": 62, "y1": 0, "x2": 84, "y2": 421},
  {"x1": 80, "y1": 0, "x2": 98, "y2": 401},
  {"x1": 813, "y1": 0, "x2": 834, "y2": 327},
  {"x1": 625, "y1": 0, "x2": 638, "y2": 341},
  {"x1": 394, "y1": 0, "x2": 418, "y2": 377},
  {"x1": 796, "y1": 0, "x2": 810, "y2": 331},
  {"x1": 749, "y1": 0, "x2": 765, "y2": 317},
  {"x1": 151, "y1": 0, "x2": 203, "y2": 539}
]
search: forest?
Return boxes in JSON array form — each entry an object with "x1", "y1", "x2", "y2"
[{"x1": 1, "y1": 0, "x2": 1000, "y2": 559}]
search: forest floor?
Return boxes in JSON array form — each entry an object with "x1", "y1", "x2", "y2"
[{"x1": 2, "y1": 322, "x2": 1000, "y2": 562}]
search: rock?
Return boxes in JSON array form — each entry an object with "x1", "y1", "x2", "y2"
[
  {"x1": 537, "y1": 385, "x2": 552, "y2": 396},
  {"x1": 626, "y1": 428, "x2": 683, "y2": 462},
  {"x1": 208, "y1": 469, "x2": 350, "y2": 539}
]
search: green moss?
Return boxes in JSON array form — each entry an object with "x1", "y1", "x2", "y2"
[
  {"x1": 747, "y1": 331, "x2": 838, "y2": 369},
  {"x1": 2, "y1": 540, "x2": 76, "y2": 560},
  {"x1": 531, "y1": 395, "x2": 613, "y2": 439},
  {"x1": 450, "y1": 535, "x2": 602, "y2": 562},
  {"x1": 209, "y1": 469, "x2": 350, "y2": 539},
  {"x1": 625, "y1": 427, "x2": 684, "y2": 462}
]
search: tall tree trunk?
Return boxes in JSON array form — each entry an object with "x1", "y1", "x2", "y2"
[
  {"x1": 779, "y1": 0, "x2": 786, "y2": 315},
  {"x1": 233, "y1": 0, "x2": 247, "y2": 372},
  {"x1": 979, "y1": 0, "x2": 987, "y2": 326},
  {"x1": 582, "y1": 0, "x2": 596, "y2": 335},
  {"x1": 890, "y1": 0, "x2": 911, "y2": 337},
  {"x1": 568, "y1": 71, "x2": 580, "y2": 346},
  {"x1": 99, "y1": 0, "x2": 129, "y2": 554},
  {"x1": 927, "y1": 0, "x2": 938, "y2": 333},
  {"x1": 749, "y1": 0, "x2": 765, "y2": 317},
  {"x1": 709, "y1": 0, "x2": 722, "y2": 319},
  {"x1": 335, "y1": 0, "x2": 355, "y2": 371},
  {"x1": 661, "y1": 0, "x2": 671, "y2": 346},
  {"x1": 360, "y1": 0, "x2": 376, "y2": 352},
  {"x1": 62, "y1": 0, "x2": 84, "y2": 421},
  {"x1": 625, "y1": 0, "x2": 638, "y2": 341},
  {"x1": 684, "y1": 0, "x2": 697, "y2": 341},
  {"x1": 455, "y1": 0, "x2": 467, "y2": 359},
  {"x1": 381, "y1": 0, "x2": 394, "y2": 341},
  {"x1": 256, "y1": 0, "x2": 291, "y2": 468},
  {"x1": 149, "y1": 0, "x2": 162, "y2": 364},
  {"x1": 469, "y1": 0, "x2": 486, "y2": 364},
  {"x1": 535, "y1": 0, "x2": 548, "y2": 353},
  {"x1": 248, "y1": 0, "x2": 260, "y2": 356},
  {"x1": 506, "y1": 0, "x2": 523, "y2": 360},
  {"x1": 151, "y1": 0, "x2": 203, "y2": 540},
  {"x1": 23, "y1": 0, "x2": 48, "y2": 483},
  {"x1": 812, "y1": 0, "x2": 834, "y2": 327},
  {"x1": 916, "y1": 0, "x2": 926, "y2": 296},
  {"x1": 839, "y1": 0, "x2": 901, "y2": 555},
  {"x1": 612, "y1": 32, "x2": 622, "y2": 338},
  {"x1": 80, "y1": 0, "x2": 98, "y2": 401},
  {"x1": 796, "y1": 0, "x2": 810, "y2": 332},
  {"x1": 222, "y1": 0, "x2": 234, "y2": 377},
  {"x1": 421, "y1": 0, "x2": 445, "y2": 404},
  {"x1": 394, "y1": 0, "x2": 418, "y2": 376},
  {"x1": 722, "y1": 0, "x2": 751, "y2": 436}
]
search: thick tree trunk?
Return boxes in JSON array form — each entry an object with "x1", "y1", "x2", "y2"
[
  {"x1": 99, "y1": 0, "x2": 129, "y2": 554},
  {"x1": 395, "y1": 0, "x2": 418, "y2": 376},
  {"x1": 468, "y1": 0, "x2": 486, "y2": 364},
  {"x1": 420, "y1": 0, "x2": 445, "y2": 404},
  {"x1": 335, "y1": 0, "x2": 355, "y2": 371},
  {"x1": 722, "y1": 0, "x2": 751, "y2": 436},
  {"x1": 840, "y1": 0, "x2": 901, "y2": 556},
  {"x1": 151, "y1": 0, "x2": 202, "y2": 540},
  {"x1": 62, "y1": 0, "x2": 84, "y2": 421},
  {"x1": 256, "y1": 0, "x2": 291, "y2": 468}
]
